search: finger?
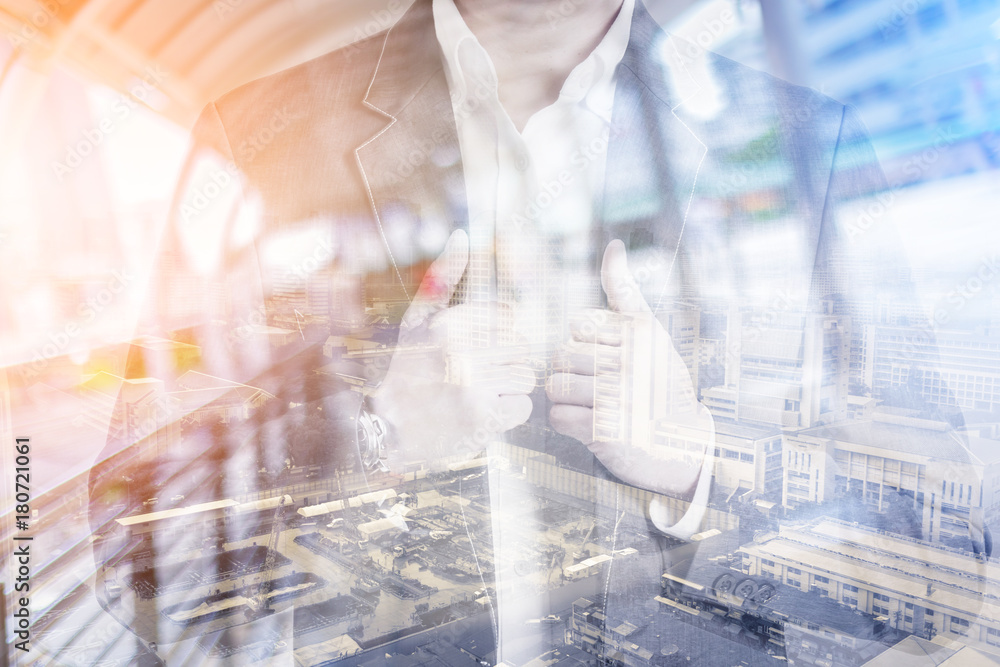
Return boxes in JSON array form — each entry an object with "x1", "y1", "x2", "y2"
[
  {"x1": 498, "y1": 394, "x2": 534, "y2": 430},
  {"x1": 552, "y1": 340, "x2": 621, "y2": 376},
  {"x1": 403, "y1": 229, "x2": 470, "y2": 330},
  {"x1": 499, "y1": 363, "x2": 539, "y2": 395},
  {"x1": 546, "y1": 372, "x2": 594, "y2": 407},
  {"x1": 436, "y1": 302, "x2": 523, "y2": 348},
  {"x1": 601, "y1": 239, "x2": 651, "y2": 315},
  {"x1": 548, "y1": 404, "x2": 594, "y2": 444},
  {"x1": 569, "y1": 309, "x2": 624, "y2": 345},
  {"x1": 444, "y1": 344, "x2": 531, "y2": 366},
  {"x1": 446, "y1": 348, "x2": 535, "y2": 387},
  {"x1": 482, "y1": 343, "x2": 533, "y2": 366},
  {"x1": 478, "y1": 363, "x2": 538, "y2": 395}
]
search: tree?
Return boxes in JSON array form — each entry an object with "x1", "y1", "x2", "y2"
[
  {"x1": 848, "y1": 382, "x2": 871, "y2": 397},
  {"x1": 877, "y1": 491, "x2": 923, "y2": 540}
]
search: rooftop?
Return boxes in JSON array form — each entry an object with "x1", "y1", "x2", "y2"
[
  {"x1": 671, "y1": 560, "x2": 883, "y2": 638},
  {"x1": 116, "y1": 499, "x2": 238, "y2": 526},
  {"x1": 793, "y1": 419, "x2": 990, "y2": 464},
  {"x1": 739, "y1": 518, "x2": 1000, "y2": 620},
  {"x1": 78, "y1": 371, "x2": 159, "y2": 396},
  {"x1": 714, "y1": 421, "x2": 783, "y2": 440},
  {"x1": 176, "y1": 370, "x2": 244, "y2": 391},
  {"x1": 863, "y1": 635, "x2": 1000, "y2": 667},
  {"x1": 130, "y1": 335, "x2": 200, "y2": 352}
]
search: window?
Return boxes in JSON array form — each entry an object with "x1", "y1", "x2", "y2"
[
  {"x1": 872, "y1": 593, "x2": 890, "y2": 616},
  {"x1": 987, "y1": 628, "x2": 1000, "y2": 647},
  {"x1": 788, "y1": 567, "x2": 801, "y2": 575},
  {"x1": 814, "y1": 575, "x2": 829, "y2": 584},
  {"x1": 843, "y1": 584, "x2": 858, "y2": 593},
  {"x1": 951, "y1": 617, "x2": 969, "y2": 636}
]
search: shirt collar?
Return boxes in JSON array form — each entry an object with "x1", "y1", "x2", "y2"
[
  {"x1": 432, "y1": 0, "x2": 635, "y2": 124},
  {"x1": 432, "y1": 0, "x2": 498, "y2": 105}
]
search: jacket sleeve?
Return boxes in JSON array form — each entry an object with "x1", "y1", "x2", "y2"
[
  {"x1": 810, "y1": 106, "x2": 985, "y2": 552},
  {"x1": 87, "y1": 103, "x2": 365, "y2": 555}
]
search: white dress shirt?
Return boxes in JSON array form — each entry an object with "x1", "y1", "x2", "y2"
[
  {"x1": 433, "y1": 0, "x2": 635, "y2": 352},
  {"x1": 431, "y1": 4, "x2": 638, "y2": 656}
]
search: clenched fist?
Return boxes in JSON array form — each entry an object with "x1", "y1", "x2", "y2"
[{"x1": 373, "y1": 230, "x2": 536, "y2": 467}]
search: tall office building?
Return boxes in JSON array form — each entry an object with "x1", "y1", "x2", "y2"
[
  {"x1": 781, "y1": 411, "x2": 1000, "y2": 547},
  {"x1": 702, "y1": 305, "x2": 850, "y2": 428},
  {"x1": 862, "y1": 324, "x2": 1000, "y2": 412},
  {"x1": 593, "y1": 308, "x2": 701, "y2": 446},
  {"x1": 833, "y1": 292, "x2": 934, "y2": 389}
]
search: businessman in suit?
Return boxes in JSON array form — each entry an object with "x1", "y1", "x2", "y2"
[{"x1": 88, "y1": 0, "x2": 907, "y2": 661}]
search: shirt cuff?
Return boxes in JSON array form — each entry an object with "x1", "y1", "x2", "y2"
[{"x1": 648, "y1": 448, "x2": 713, "y2": 541}]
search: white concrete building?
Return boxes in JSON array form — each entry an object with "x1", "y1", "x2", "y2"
[
  {"x1": 781, "y1": 412, "x2": 1000, "y2": 549},
  {"x1": 739, "y1": 518, "x2": 1000, "y2": 650},
  {"x1": 702, "y1": 306, "x2": 850, "y2": 429}
]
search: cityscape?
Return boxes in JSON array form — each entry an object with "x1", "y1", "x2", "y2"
[
  {"x1": 5, "y1": 260, "x2": 1000, "y2": 665},
  {"x1": 0, "y1": 0, "x2": 998, "y2": 665}
]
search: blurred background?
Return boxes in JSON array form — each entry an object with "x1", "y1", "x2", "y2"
[
  {"x1": 0, "y1": 0, "x2": 997, "y2": 661},
  {"x1": 1, "y1": 0, "x2": 998, "y2": 491}
]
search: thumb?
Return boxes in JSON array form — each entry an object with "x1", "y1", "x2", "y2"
[
  {"x1": 403, "y1": 229, "x2": 469, "y2": 329},
  {"x1": 601, "y1": 239, "x2": 651, "y2": 314}
]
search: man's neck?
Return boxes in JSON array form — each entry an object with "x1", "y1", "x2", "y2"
[{"x1": 454, "y1": 0, "x2": 625, "y2": 131}]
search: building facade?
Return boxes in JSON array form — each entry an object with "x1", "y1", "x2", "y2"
[
  {"x1": 739, "y1": 518, "x2": 1000, "y2": 651},
  {"x1": 780, "y1": 412, "x2": 1000, "y2": 549}
]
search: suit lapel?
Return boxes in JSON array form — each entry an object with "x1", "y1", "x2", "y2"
[
  {"x1": 354, "y1": 0, "x2": 467, "y2": 296},
  {"x1": 603, "y1": 1, "x2": 710, "y2": 304},
  {"x1": 597, "y1": 1, "x2": 714, "y2": 625},
  {"x1": 353, "y1": 8, "x2": 495, "y2": 642}
]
